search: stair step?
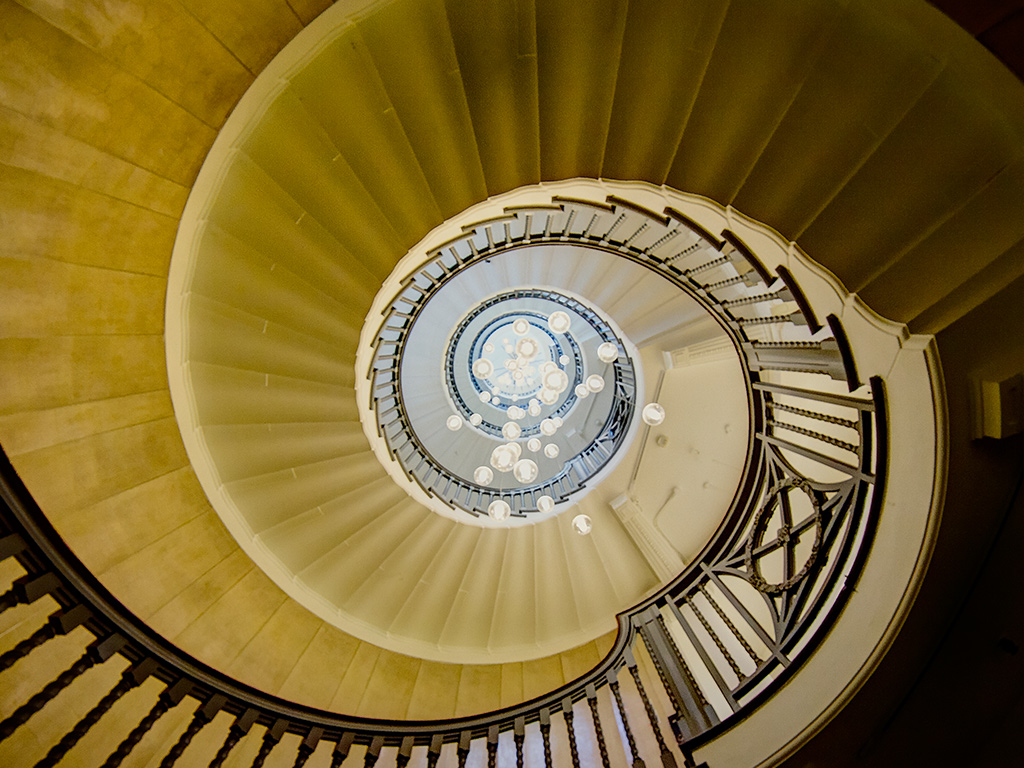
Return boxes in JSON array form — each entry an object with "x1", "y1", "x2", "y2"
[
  {"x1": 289, "y1": 22, "x2": 443, "y2": 245},
  {"x1": 358, "y1": 0, "x2": 488, "y2": 218}
]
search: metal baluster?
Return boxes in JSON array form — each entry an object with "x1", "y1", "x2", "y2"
[
  {"x1": 721, "y1": 291, "x2": 783, "y2": 307},
  {"x1": 659, "y1": 618, "x2": 708, "y2": 720},
  {"x1": 514, "y1": 717, "x2": 525, "y2": 768},
  {"x1": 330, "y1": 732, "x2": 354, "y2": 768},
  {"x1": 0, "y1": 625, "x2": 53, "y2": 674},
  {"x1": 664, "y1": 241, "x2": 702, "y2": 264},
  {"x1": 416, "y1": 734, "x2": 439, "y2": 768},
  {"x1": 626, "y1": 647, "x2": 677, "y2": 768},
  {"x1": 737, "y1": 314, "x2": 802, "y2": 327},
  {"x1": 0, "y1": 605, "x2": 89, "y2": 673},
  {"x1": 623, "y1": 221, "x2": 649, "y2": 247},
  {"x1": 457, "y1": 731, "x2": 471, "y2": 768},
  {"x1": 702, "y1": 274, "x2": 746, "y2": 291},
  {"x1": 35, "y1": 658, "x2": 156, "y2": 768},
  {"x1": 539, "y1": 709, "x2": 553, "y2": 768},
  {"x1": 0, "y1": 634, "x2": 124, "y2": 741},
  {"x1": 251, "y1": 719, "x2": 287, "y2": 768},
  {"x1": 0, "y1": 572, "x2": 59, "y2": 616},
  {"x1": 363, "y1": 735, "x2": 383, "y2": 767},
  {"x1": 208, "y1": 709, "x2": 258, "y2": 768},
  {"x1": 687, "y1": 598, "x2": 743, "y2": 680},
  {"x1": 769, "y1": 402, "x2": 859, "y2": 430},
  {"x1": 585, "y1": 684, "x2": 611, "y2": 768},
  {"x1": 647, "y1": 227, "x2": 680, "y2": 252},
  {"x1": 771, "y1": 420, "x2": 858, "y2": 453},
  {"x1": 395, "y1": 735, "x2": 413, "y2": 768},
  {"x1": 562, "y1": 208, "x2": 578, "y2": 237},
  {"x1": 486, "y1": 725, "x2": 498, "y2": 768},
  {"x1": 301, "y1": 722, "x2": 340, "y2": 765},
  {"x1": 608, "y1": 671, "x2": 645, "y2": 768},
  {"x1": 684, "y1": 255, "x2": 729, "y2": 275},
  {"x1": 698, "y1": 585, "x2": 761, "y2": 667},
  {"x1": 543, "y1": 212, "x2": 554, "y2": 238},
  {"x1": 562, "y1": 698, "x2": 581, "y2": 768},
  {"x1": 753, "y1": 340, "x2": 821, "y2": 349},
  {"x1": 0, "y1": 588, "x2": 22, "y2": 612},
  {"x1": 101, "y1": 680, "x2": 192, "y2": 768},
  {"x1": 600, "y1": 212, "x2": 626, "y2": 242},
  {"x1": 158, "y1": 694, "x2": 225, "y2": 768}
]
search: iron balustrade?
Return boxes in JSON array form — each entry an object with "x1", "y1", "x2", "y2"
[
  {"x1": 366, "y1": 195, "x2": 863, "y2": 521},
  {"x1": 0, "y1": 192, "x2": 887, "y2": 767}
]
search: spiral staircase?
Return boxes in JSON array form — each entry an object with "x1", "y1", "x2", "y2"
[{"x1": 1, "y1": 0, "x2": 1023, "y2": 766}]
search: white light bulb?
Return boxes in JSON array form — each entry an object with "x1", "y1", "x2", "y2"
[
  {"x1": 539, "y1": 387, "x2": 558, "y2": 405},
  {"x1": 575, "y1": 384, "x2": 589, "y2": 398},
  {"x1": 559, "y1": 354, "x2": 570, "y2": 365},
  {"x1": 446, "y1": 415, "x2": 463, "y2": 431},
  {"x1": 469, "y1": 413, "x2": 482, "y2": 426},
  {"x1": 572, "y1": 514, "x2": 593, "y2": 535},
  {"x1": 473, "y1": 359, "x2": 494, "y2": 378},
  {"x1": 553, "y1": 417, "x2": 563, "y2": 427},
  {"x1": 642, "y1": 403, "x2": 666, "y2": 426},
  {"x1": 488, "y1": 499, "x2": 511, "y2": 521},
  {"x1": 540, "y1": 418, "x2": 557, "y2": 436},
  {"x1": 548, "y1": 311, "x2": 571, "y2": 334},
  {"x1": 528, "y1": 403, "x2": 541, "y2": 417},
  {"x1": 483, "y1": 342, "x2": 494, "y2": 353},
  {"x1": 516, "y1": 337, "x2": 539, "y2": 359},
  {"x1": 479, "y1": 391, "x2": 491, "y2": 403},
  {"x1": 512, "y1": 318, "x2": 530, "y2": 336},
  {"x1": 506, "y1": 441, "x2": 522, "y2": 460},
  {"x1": 527, "y1": 437, "x2": 542, "y2": 452},
  {"x1": 544, "y1": 443, "x2": 559, "y2": 459},
  {"x1": 597, "y1": 342, "x2": 618, "y2": 363},
  {"x1": 543, "y1": 369, "x2": 568, "y2": 393},
  {"x1": 502, "y1": 421, "x2": 522, "y2": 440},
  {"x1": 474, "y1": 466, "x2": 493, "y2": 485},
  {"x1": 513, "y1": 458, "x2": 538, "y2": 484},
  {"x1": 586, "y1": 374, "x2": 605, "y2": 393},
  {"x1": 537, "y1": 495, "x2": 555, "y2": 514},
  {"x1": 490, "y1": 445, "x2": 516, "y2": 472}
]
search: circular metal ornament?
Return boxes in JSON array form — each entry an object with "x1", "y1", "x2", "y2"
[{"x1": 745, "y1": 478, "x2": 824, "y2": 595}]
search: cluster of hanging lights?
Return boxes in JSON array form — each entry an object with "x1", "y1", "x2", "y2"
[{"x1": 445, "y1": 308, "x2": 665, "y2": 530}]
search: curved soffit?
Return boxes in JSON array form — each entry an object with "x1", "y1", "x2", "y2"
[{"x1": 2, "y1": 0, "x2": 1024, "y2": 715}]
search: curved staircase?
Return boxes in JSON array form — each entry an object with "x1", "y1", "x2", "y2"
[{"x1": 0, "y1": 0, "x2": 1022, "y2": 766}]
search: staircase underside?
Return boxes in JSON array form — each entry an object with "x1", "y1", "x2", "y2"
[{"x1": 1, "y1": 0, "x2": 1023, "y2": 736}]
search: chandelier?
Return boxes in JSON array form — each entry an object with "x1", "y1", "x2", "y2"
[{"x1": 443, "y1": 298, "x2": 665, "y2": 530}]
